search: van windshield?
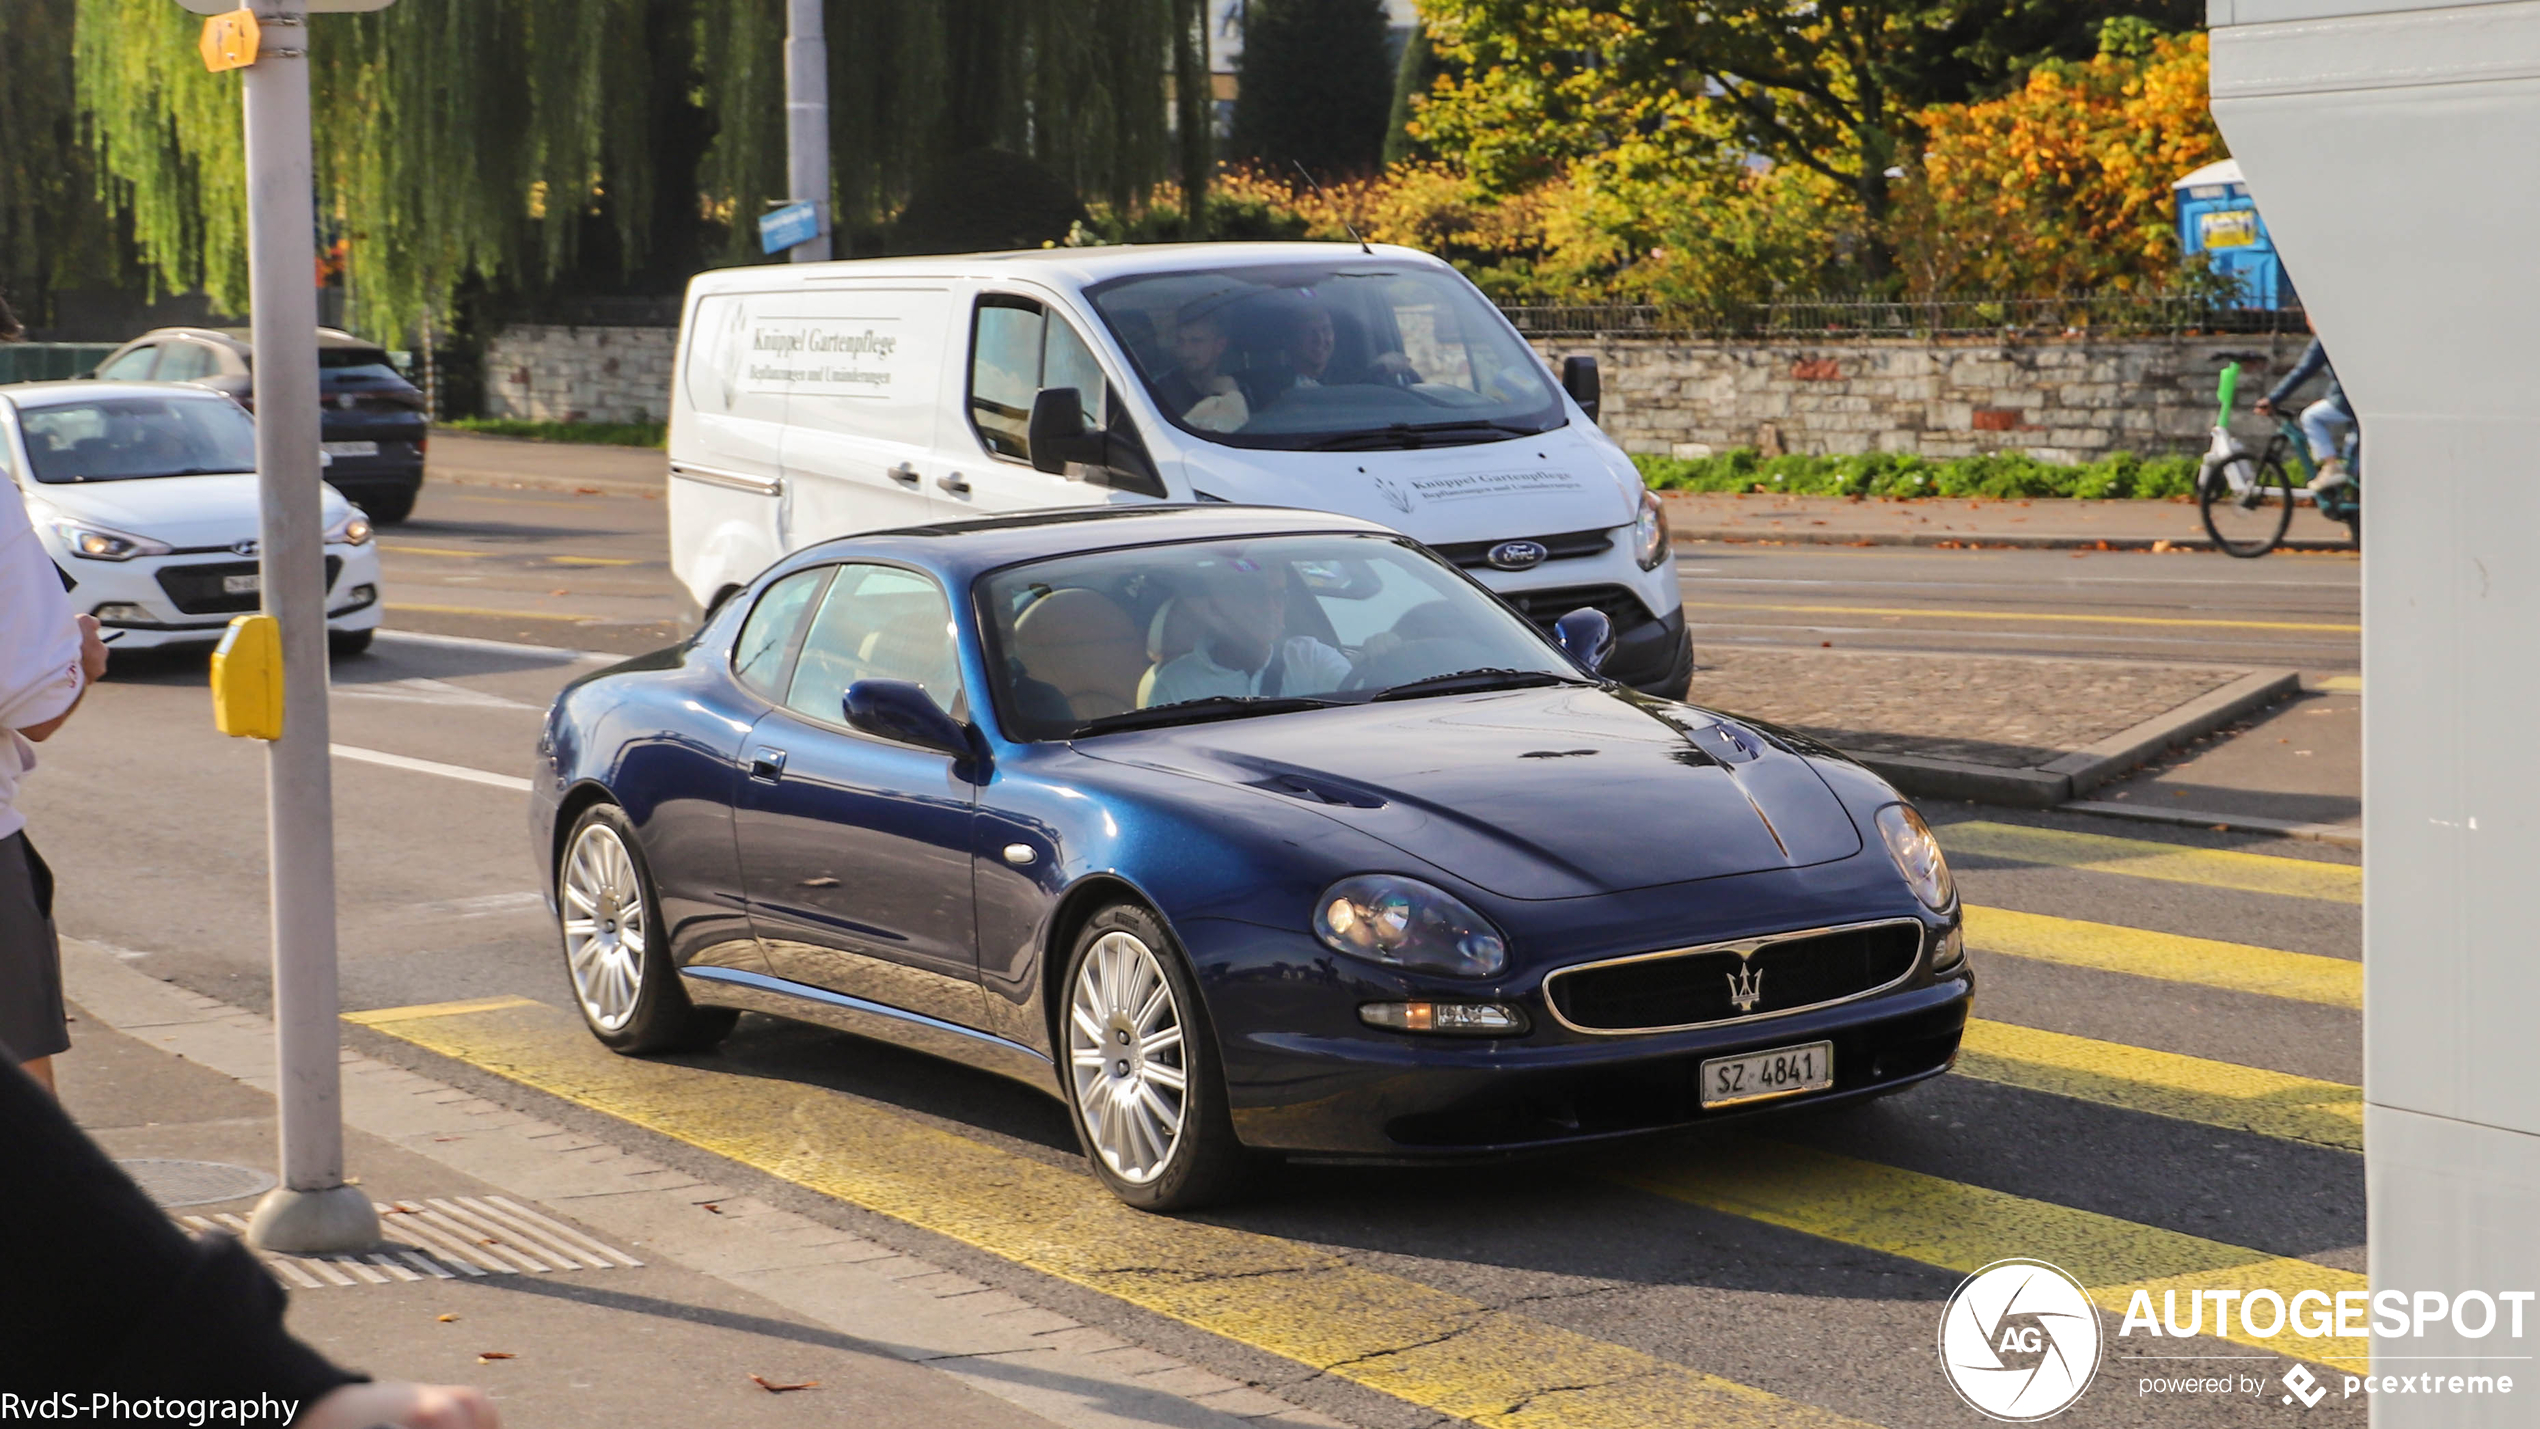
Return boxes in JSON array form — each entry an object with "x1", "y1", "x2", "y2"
[{"x1": 1084, "y1": 261, "x2": 1565, "y2": 451}]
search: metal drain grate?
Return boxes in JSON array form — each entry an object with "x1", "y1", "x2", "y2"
[
  {"x1": 121, "y1": 1158, "x2": 276, "y2": 1209},
  {"x1": 178, "y1": 1195, "x2": 641, "y2": 1290}
]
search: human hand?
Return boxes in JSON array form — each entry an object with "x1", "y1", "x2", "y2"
[
  {"x1": 295, "y1": 1381, "x2": 499, "y2": 1429},
  {"x1": 2253, "y1": 397, "x2": 2276, "y2": 417},
  {"x1": 75, "y1": 615, "x2": 109, "y2": 681}
]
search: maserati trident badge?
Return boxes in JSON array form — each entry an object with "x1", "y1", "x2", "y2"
[{"x1": 1727, "y1": 962, "x2": 1764, "y2": 1014}]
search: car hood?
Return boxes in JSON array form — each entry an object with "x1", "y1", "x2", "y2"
[
  {"x1": 1173, "y1": 425, "x2": 1642, "y2": 544},
  {"x1": 1074, "y1": 686, "x2": 1865, "y2": 900},
  {"x1": 25, "y1": 473, "x2": 351, "y2": 549}
]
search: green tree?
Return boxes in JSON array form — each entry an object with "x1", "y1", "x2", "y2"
[
  {"x1": 1231, "y1": 0, "x2": 1396, "y2": 179},
  {"x1": 0, "y1": 0, "x2": 133, "y2": 331}
]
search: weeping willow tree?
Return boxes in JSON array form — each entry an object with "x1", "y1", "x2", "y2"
[
  {"x1": 73, "y1": 0, "x2": 1181, "y2": 345},
  {"x1": 2, "y1": 0, "x2": 134, "y2": 330}
]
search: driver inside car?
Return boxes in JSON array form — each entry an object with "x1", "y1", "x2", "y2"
[{"x1": 1142, "y1": 559, "x2": 1352, "y2": 706}]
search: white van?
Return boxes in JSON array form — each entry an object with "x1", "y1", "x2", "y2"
[{"x1": 666, "y1": 242, "x2": 1690, "y2": 695}]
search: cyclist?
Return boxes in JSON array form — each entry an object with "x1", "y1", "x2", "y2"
[{"x1": 2254, "y1": 326, "x2": 2355, "y2": 494}]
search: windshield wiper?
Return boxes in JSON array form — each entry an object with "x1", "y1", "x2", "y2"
[
  {"x1": 1066, "y1": 694, "x2": 1342, "y2": 738},
  {"x1": 1369, "y1": 667, "x2": 1584, "y2": 702},
  {"x1": 1303, "y1": 419, "x2": 1548, "y2": 451}
]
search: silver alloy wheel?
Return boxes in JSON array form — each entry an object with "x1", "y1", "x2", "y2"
[
  {"x1": 560, "y1": 821, "x2": 647, "y2": 1032},
  {"x1": 1067, "y1": 930, "x2": 1189, "y2": 1185}
]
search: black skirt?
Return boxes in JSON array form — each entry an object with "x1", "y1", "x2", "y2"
[{"x1": 0, "y1": 831, "x2": 67, "y2": 1061}]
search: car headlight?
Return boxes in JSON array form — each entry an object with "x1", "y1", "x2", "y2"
[
  {"x1": 51, "y1": 519, "x2": 172, "y2": 562},
  {"x1": 1632, "y1": 487, "x2": 1670, "y2": 570},
  {"x1": 1313, "y1": 874, "x2": 1508, "y2": 978},
  {"x1": 1875, "y1": 804, "x2": 1955, "y2": 910},
  {"x1": 325, "y1": 511, "x2": 374, "y2": 545}
]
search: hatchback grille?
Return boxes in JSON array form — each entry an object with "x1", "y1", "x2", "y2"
[
  {"x1": 1546, "y1": 922, "x2": 1925, "y2": 1033},
  {"x1": 155, "y1": 557, "x2": 343, "y2": 616},
  {"x1": 1433, "y1": 527, "x2": 1615, "y2": 570},
  {"x1": 1500, "y1": 582, "x2": 1653, "y2": 633}
]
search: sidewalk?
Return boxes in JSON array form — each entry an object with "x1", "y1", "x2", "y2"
[
  {"x1": 57, "y1": 944, "x2": 1344, "y2": 1429},
  {"x1": 426, "y1": 430, "x2": 666, "y2": 497},
  {"x1": 1660, "y1": 490, "x2": 2361, "y2": 551}
]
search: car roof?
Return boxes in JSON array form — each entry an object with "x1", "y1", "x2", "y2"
[
  {"x1": 0, "y1": 380, "x2": 240, "y2": 409},
  {"x1": 767, "y1": 504, "x2": 1402, "y2": 588},
  {"x1": 685, "y1": 241, "x2": 1451, "y2": 301},
  {"x1": 123, "y1": 326, "x2": 379, "y2": 352}
]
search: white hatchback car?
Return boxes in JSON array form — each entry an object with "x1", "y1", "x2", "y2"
[{"x1": 0, "y1": 381, "x2": 385, "y2": 653}]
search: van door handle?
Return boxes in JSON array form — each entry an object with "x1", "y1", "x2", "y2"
[
  {"x1": 748, "y1": 746, "x2": 788, "y2": 782},
  {"x1": 937, "y1": 470, "x2": 971, "y2": 494},
  {"x1": 887, "y1": 461, "x2": 921, "y2": 485}
]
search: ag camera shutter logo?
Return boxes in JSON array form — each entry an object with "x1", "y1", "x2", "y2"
[{"x1": 1939, "y1": 1259, "x2": 2103, "y2": 1421}]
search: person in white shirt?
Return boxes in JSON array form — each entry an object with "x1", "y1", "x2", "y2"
[
  {"x1": 1, "y1": 473, "x2": 108, "y2": 1093},
  {"x1": 1144, "y1": 558, "x2": 1353, "y2": 707}
]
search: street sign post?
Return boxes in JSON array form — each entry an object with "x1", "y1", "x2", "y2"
[
  {"x1": 758, "y1": 201, "x2": 822, "y2": 256},
  {"x1": 172, "y1": 0, "x2": 385, "y2": 1255},
  {"x1": 784, "y1": 0, "x2": 831, "y2": 262}
]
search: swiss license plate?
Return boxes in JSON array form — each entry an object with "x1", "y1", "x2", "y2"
[
  {"x1": 222, "y1": 572, "x2": 262, "y2": 595},
  {"x1": 321, "y1": 440, "x2": 378, "y2": 457},
  {"x1": 1699, "y1": 1040, "x2": 1834, "y2": 1109}
]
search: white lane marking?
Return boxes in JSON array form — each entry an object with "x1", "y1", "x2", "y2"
[
  {"x1": 332, "y1": 676, "x2": 545, "y2": 711},
  {"x1": 374, "y1": 628, "x2": 616, "y2": 664},
  {"x1": 405, "y1": 891, "x2": 547, "y2": 919},
  {"x1": 331, "y1": 745, "x2": 534, "y2": 793}
]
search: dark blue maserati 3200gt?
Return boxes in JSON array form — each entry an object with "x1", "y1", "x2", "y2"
[{"x1": 532, "y1": 506, "x2": 1970, "y2": 1209}]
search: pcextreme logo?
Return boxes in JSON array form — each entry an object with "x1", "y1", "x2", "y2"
[{"x1": 1939, "y1": 1259, "x2": 2104, "y2": 1421}]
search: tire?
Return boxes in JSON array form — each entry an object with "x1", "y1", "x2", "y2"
[
  {"x1": 360, "y1": 488, "x2": 418, "y2": 524},
  {"x1": 556, "y1": 803, "x2": 738, "y2": 1054},
  {"x1": 1059, "y1": 902, "x2": 1251, "y2": 1211},
  {"x1": 2200, "y1": 454, "x2": 2295, "y2": 558},
  {"x1": 328, "y1": 629, "x2": 374, "y2": 658}
]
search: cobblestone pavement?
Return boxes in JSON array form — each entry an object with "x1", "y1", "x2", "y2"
[{"x1": 1689, "y1": 646, "x2": 2250, "y2": 769}]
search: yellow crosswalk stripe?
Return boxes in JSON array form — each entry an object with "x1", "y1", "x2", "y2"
[
  {"x1": 350, "y1": 997, "x2": 1875, "y2": 1429},
  {"x1": 1958, "y1": 1020, "x2": 2361, "y2": 1150},
  {"x1": 1620, "y1": 1143, "x2": 2366, "y2": 1364},
  {"x1": 1678, "y1": 599, "x2": 2360, "y2": 635},
  {"x1": 1965, "y1": 906, "x2": 2360, "y2": 1008},
  {"x1": 1940, "y1": 822, "x2": 2361, "y2": 905}
]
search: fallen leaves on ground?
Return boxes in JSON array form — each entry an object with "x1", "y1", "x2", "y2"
[
  {"x1": 477, "y1": 1352, "x2": 515, "y2": 1364},
  {"x1": 750, "y1": 1375, "x2": 820, "y2": 1393}
]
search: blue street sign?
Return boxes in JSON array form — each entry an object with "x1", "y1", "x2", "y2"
[{"x1": 759, "y1": 202, "x2": 823, "y2": 256}]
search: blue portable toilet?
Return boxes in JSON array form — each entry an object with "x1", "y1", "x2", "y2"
[{"x1": 2174, "y1": 158, "x2": 2292, "y2": 308}]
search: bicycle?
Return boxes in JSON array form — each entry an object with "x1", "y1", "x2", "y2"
[{"x1": 2197, "y1": 362, "x2": 2362, "y2": 557}]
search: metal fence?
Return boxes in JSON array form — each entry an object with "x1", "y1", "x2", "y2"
[
  {"x1": 0, "y1": 343, "x2": 120, "y2": 384},
  {"x1": 1499, "y1": 293, "x2": 2310, "y2": 341}
]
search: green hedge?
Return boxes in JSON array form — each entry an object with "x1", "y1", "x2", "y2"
[
  {"x1": 442, "y1": 417, "x2": 665, "y2": 448},
  {"x1": 1633, "y1": 448, "x2": 2199, "y2": 501}
]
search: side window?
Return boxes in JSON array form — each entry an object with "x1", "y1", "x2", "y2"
[
  {"x1": 1042, "y1": 318, "x2": 1108, "y2": 433},
  {"x1": 969, "y1": 298, "x2": 1043, "y2": 460},
  {"x1": 785, "y1": 564, "x2": 961, "y2": 723},
  {"x1": 154, "y1": 343, "x2": 215, "y2": 382},
  {"x1": 96, "y1": 345, "x2": 159, "y2": 380},
  {"x1": 733, "y1": 567, "x2": 832, "y2": 699}
]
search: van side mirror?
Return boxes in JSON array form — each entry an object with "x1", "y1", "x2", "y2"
[
  {"x1": 842, "y1": 679, "x2": 973, "y2": 757},
  {"x1": 1027, "y1": 388, "x2": 1109, "y2": 476},
  {"x1": 1553, "y1": 607, "x2": 1614, "y2": 675},
  {"x1": 1561, "y1": 355, "x2": 1600, "y2": 422}
]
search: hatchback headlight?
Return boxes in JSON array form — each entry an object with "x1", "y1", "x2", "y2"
[
  {"x1": 325, "y1": 511, "x2": 374, "y2": 545},
  {"x1": 51, "y1": 519, "x2": 172, "y2": 562},
  {"x1": 1313, "y1": 875, "x2": 1508, "y2": 978},
  {"x1": 1632, "y1": 487, "x2": 1670, "y2": 570},
  {"x1": 1875, "y1": 804, "x2": 1955, "y2": 910}
]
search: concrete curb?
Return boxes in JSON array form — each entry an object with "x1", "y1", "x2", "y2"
[
  {"x1": 1673, "y1": 525, "x2": 2355, "y2": 554},
  {"x1": 2059, "y1": 799, "x2": 2364, "y2": 849},
  {"x1": 1843, "y1": 667, "x2": 2302, "y2": 809}
]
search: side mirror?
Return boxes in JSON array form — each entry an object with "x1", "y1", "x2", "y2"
[
  {"x1": 1560, "y1": 355, "x2": 1600, "y2": 422},
  {"x1": 843, "y1": 679, "x2": 972, "y2": 757},
  {"x1": 1553, "y1": 607, "x2": 1614, "y2": 675},
  {"x1": 1027, "y1": 387, "x2": 1108, "y2": 476}
]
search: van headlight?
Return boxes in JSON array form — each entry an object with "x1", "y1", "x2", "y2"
[
  {"x1": 1632, "y1": 488, "x2": 1670, "y2": 570},
  {"x1": 1875, "y1": 804, "x2": 1955, "y2": 910},
  {"x1": 51, "y1": 519, "x2": 172, "y2": 561},
  {"x1": 325, "y1": 511, "x2": 374, "y2": 546},
  {"x1": 1313, "y1": 875, "x2": 1508, "y2": 978}
]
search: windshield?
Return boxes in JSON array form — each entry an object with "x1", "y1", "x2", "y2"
[
  {"x1": 18, "y1": 395, "x2": 258, "y2": 484},
  {"x1": 1084, "y1": 260, "x2": 1564, "y2": 451},
  {"x1": 979, "y1": 533, "x2": 1582, "y2": 740}
]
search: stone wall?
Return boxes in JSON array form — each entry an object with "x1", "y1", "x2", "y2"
[
  {"x1": 1526, "y1": 332, "x2": 2312, "y2": 464},
  {"x1": 482, "y1": 324, "x2": 677, "y2": 425}
]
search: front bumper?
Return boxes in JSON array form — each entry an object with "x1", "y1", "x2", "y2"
[
  {"x1": 1193, "y1": 917, "x2": 1971, "y2": 1159},
  {"x1": 62, "y1": 543, "x2": 386, "y2": 649}
]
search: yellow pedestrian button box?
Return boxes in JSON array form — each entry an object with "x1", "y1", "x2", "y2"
[{"x1": 211, "y1": 614, "x2": 284, "y2": 740}]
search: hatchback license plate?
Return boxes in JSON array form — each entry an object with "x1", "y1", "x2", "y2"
[
  {"x1": 1699, "y1": 1041, "x2": 1833, "y2": 1108},
  {"x1": 222, "y1": 572, "x2": 262, "y2": 595},
  {"x1": 321, "y1": 440, "x2": 377, "y2": 457}
]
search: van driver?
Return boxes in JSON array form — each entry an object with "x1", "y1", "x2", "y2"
[
  {"x1": 1144, "y1": 560, "x2": 1351, "y2": 706},
  {"x1": 1154, "y1": 309, "x2": 1249, "y2": 433}
]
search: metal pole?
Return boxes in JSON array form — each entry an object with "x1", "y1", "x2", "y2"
[
  {"x1": 785, "y1": 0, "x2": 831, "y2": 262},
  {"x1": 239, "y1": 3, "x2": 376, "y2": 1255}
]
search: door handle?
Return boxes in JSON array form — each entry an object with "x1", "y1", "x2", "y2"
[
  {"x1": 748, "y1": 746, "x2": 788, "y2": 782},
  {"x1": 937, "y1": 470, "x2": 971, "y2": 494},
  {"x1": 887, "y1": 461, "x2": 921, "y2": 485}
]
